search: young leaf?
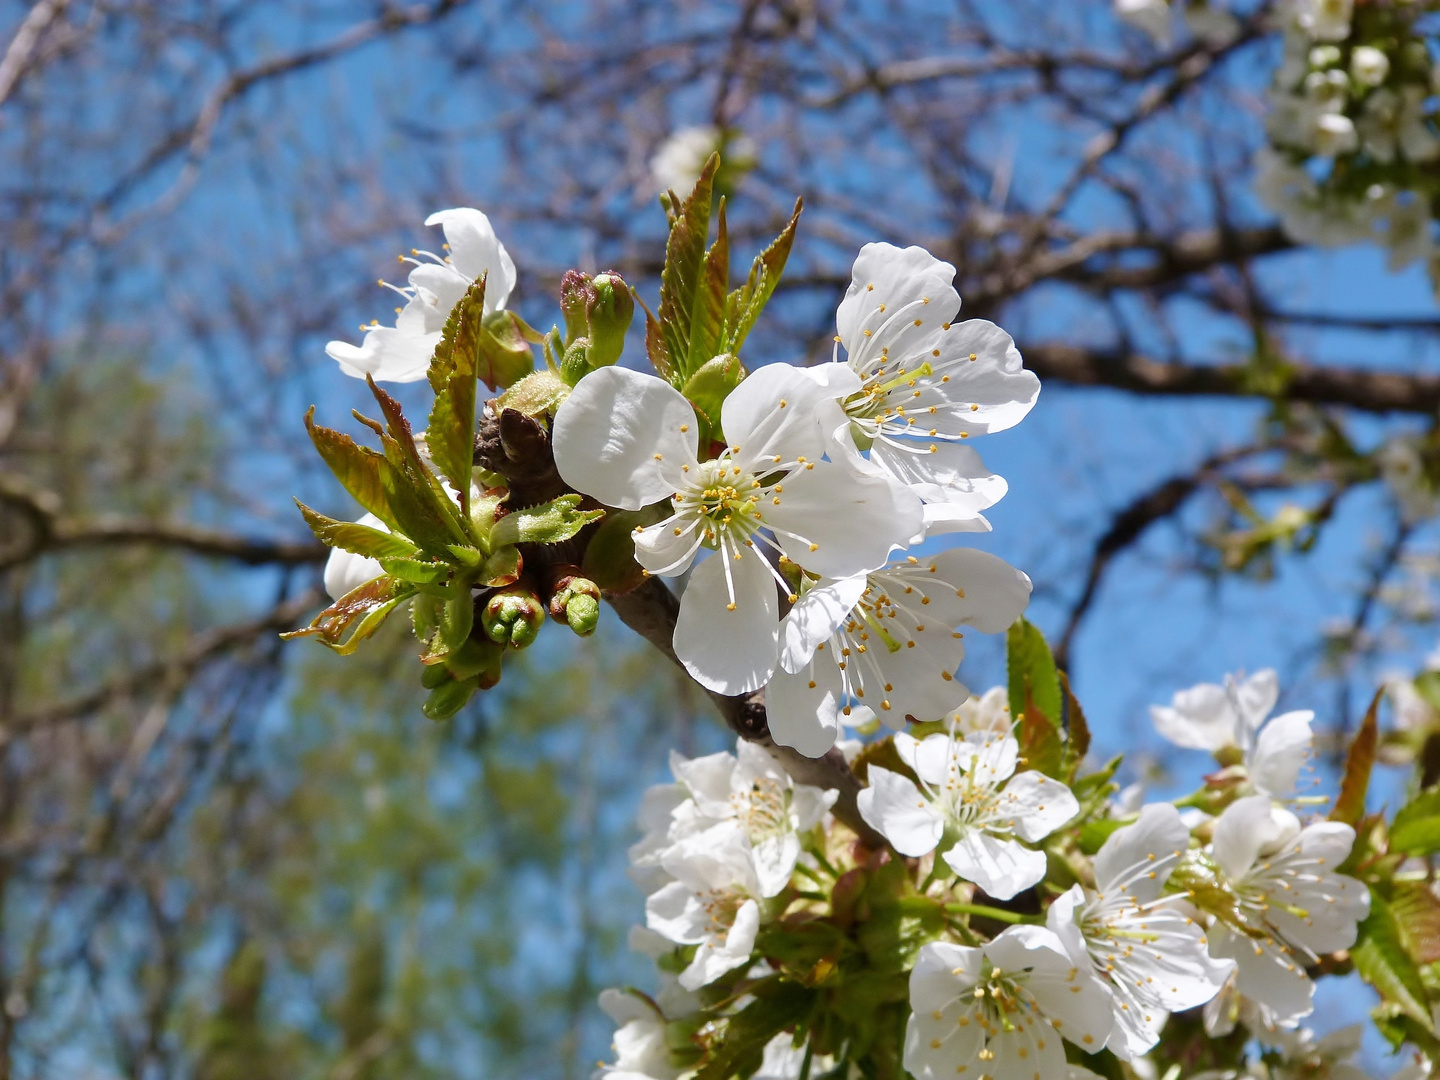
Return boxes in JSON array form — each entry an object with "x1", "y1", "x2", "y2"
[
  {"x1": 1059, "y1": 670, "x2": 1091, "y2": 777},
  {"x1": 1353, "y1": 893, "x2": 1435, "y2": 1032},
  {"x1": 295, "y1": 501, "x2": 419, "y2": 560},
  {"x1": 427, "y1": 276, "x2": 486, "y2": 391},
  {"x1": 1390, "y1": 788, "x2": 1440, "y2": 855},
  {"x1": 479, "y1": 545, "x2": 522, "y2": 588},
  {"x1": 489, "y1": 494, "x2": 604, "y2": 548},
  {"x1": 1393, "y1": 882, "x2": 1440, "y2": 964},
  {"x1": 302, "y1": 407, "x2": 399, "y2": 532},
  {"x1": 725, "y1": 197, "x2": 802, "y2": 355},
  {"x1": 1333, "y1": 689, "x2": 1381, "y2": 826},
  {"x1": 367, "y1": 377, "x2": 469, "y2": 551},
  {"x1": 377, "y1": 556, "x2": 452, "y2": 585},
  {"x1": 1019, "y1": 680, "x2": 1064, "y2": 779},
  {"x1": 680, "y1": 352, "x2": 745, "y2": 432},
  {"x1": 280, "y1": 576, "x2": 416, "y2": 655},
  {"x1": 437, "y1": 589, "x2": 474, "y2": 654},
  {"x1": 683, "y1": 197, "x2": 729, "y2": 377},
  {"x1": 655, "y1": 154, "x2": 718, "y2": 387},
  {"x1": 1007, "y1": 617, "x2": 1062, "y2": 724}
]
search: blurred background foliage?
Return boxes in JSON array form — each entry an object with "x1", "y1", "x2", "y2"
[{"x1": 2, "y1": 1, "x2": 1440, "y2": 1077}]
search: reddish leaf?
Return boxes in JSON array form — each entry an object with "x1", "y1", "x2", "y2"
[{"x1": 1332, "y1": 689, "x2": 1381, "y2": 826}]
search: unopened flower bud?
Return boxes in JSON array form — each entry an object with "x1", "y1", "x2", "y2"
[
  {"x1": 423, "y1": 675, "x2": 479, "y2": 721},
  {"x1": 1350, "y1": 45, "x2": 1389, "y2": 88},
  {"x1": 548, "y1": 571, "x2": 602, "y2": 637},
  {"x1": 560, "y1": 337, "x2": 592, "y2": 387},
  {"x1": 482, "y1": 586, "x2": 546, "y2": 648},
  {"x1": 585, "y1": 271, "x2": 634, "y2": 368},
  {"x1": 559, "y1": 269, "x2": 593, "y2": 343}
]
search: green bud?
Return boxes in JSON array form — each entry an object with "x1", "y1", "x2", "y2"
[
  {"x1": 477, "y1": 310, "x2": 535, "y2": 390},
  {"x1": 422, "y1": 675, "x2": 478, "y2": 721},
  {"x1": 443, "y1": 637, "x2": 504, "y2": 681},
  {"x1": 482, "y1": 586, "x2": 546, "y2": 648},
  {"x1": 420, "y1": 662, "x2": 451, "y2": 689},
  {"x1": 548, "y1": 571, "x2": 603, "y2": 637},
  {"x1": 585, "y1": 271, "x2": 634, "y2": 368},
  {"x1": 559, "y1": 269, "x2": 593, "y2": 343},
  {"x1": 560, "y1": 337, "x2": 592, "y2": 387}
]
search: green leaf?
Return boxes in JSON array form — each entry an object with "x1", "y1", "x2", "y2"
[
  {"x1": 477, "y1": 309, "x2": 537, "y2": 390},
  {"x1": 280, "y1": 576, "x2": 416, "y2": 655},
  {"x1": 1393, "y1": 882, "x2": 1440, "y2": 964},
  {"x1": 1077, "y1": 818, "x2": 1126, "y2": 855},
  {"x1": 724, "y1": 197, "x2": 802, "y2": 355},
  {"x1": 295, "y1": 501, "x2": 419, "y2": 560},
  {"x1": 694, "y1": 980, "x2": 814, "y2": 1080},
  {"x1": 680, "y1": 352, "x2": 745, "y2": 435},
  {"x1": 479, "y1": 545, "x2": 521, "y2": 588},
  {"x1": 1007, "y1": 617, "x2": 1062, "y2": 724},
  {"x1": 367, "y1": 377, "x2": 469, "y2": 551},
  {"x1": 302, "y1": 407, "x2": 399, "y2": 533},
  {"x1": 489, "y1": 494, "x2": 604, "y2": 548},
  {"x1": 1059, "y1": 670, "x2": 1090, "y2": 779},
  {"x1": 656, "y1": 153, "x2": 717, "y2": 386},
  {"x1": 437, "y1": 589, "x2": 474, "y2": 654},
  {"x1": 581, "y1": 504, "x2": 669, "y2": 594},
  {"x1": 1332, "y1": 689, "x2": 1381, "y2": 826},
  {"x1": 1415, "y1": 671, "x2": 1440, "y2": 714},
  {"x1": 683, "y1": 198, "x2": 728, "y2": 378},
  {"x1": 376, "y1": 556, "x2": 452, "y2": 585},
  {"x1": 425, "y1": 277, "x2": 486, "y2": 518},
  {"x1": 1353, "y1": 892, "x2": 1434, "y2": 1032},
  {"x1": 1391, "y1": 788, "x2": 1440, "y2": 855}
]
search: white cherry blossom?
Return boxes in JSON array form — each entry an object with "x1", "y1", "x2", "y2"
[
  {"x1": 950, "y1": 685, "x2": 1014, "y2": 736},
  {"x1": 326, "y1": 208, "x2": 516, "y2": 383},
  {"x1": 753, "y1": 1034, "x2": 836, "y2": 1080},
  {"x1": 646, "y1": 822, "x2": 764, "y2": 990},
  {"x1": 595, "y1": 989, "x2": 681, "y2": 1080},
  {"x1": 817, "y1": 243, "x2": 1039, "y2": 537},
  {"x1": 1045, "y1": 804, "x2": 1234, "y2": 1059},
  {"x1": 1115, "y1": 0, "x2": 1173, "y2": 45},
  {"x1": 553, "y1": 363, "x2": 922, "y2": 694},
  {"x1": 666, "y1": 741, "x2": 837, "y2": 897},
  {"x1": 1150, "y1": 669, "x2": 1315, "y2": 798},
  {"x1": 1269, "y1": 1024, "x2": 1368, "y2": 1080},
  {"x1": 858, "y1": 729, "x2": 1078, "y2": 900},
  {"x1": 903, "y1": 927, "x2": 1114, "y2": 1080},
  {"x1": 1202, "y1": 796, "x2": 1369, "y2": 1026},
  {"x1": 1294, "y1": 0, "x2": 1352, "y2": 42},
  {"x1": 322, "y1": 512, "x2": 388, "y2": 600},
  {"x1": 767, "y1": 549, "x2": 1032, "y2": 757}
]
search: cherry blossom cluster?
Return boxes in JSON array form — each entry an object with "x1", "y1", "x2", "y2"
[
  {"x1": 595, "y1": 665, "x2": 1375, "y2": 1080},
  {"x1": 1255, "y1": 0, "x2": 1440, "y2": 298}
]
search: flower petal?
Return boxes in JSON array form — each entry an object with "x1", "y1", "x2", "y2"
[
  {"x1": 857, "y1": 767, "x2": 944, "y2": 857},
  {"x1": 1211, "y1": 794, "x2": 1286, "y2": 881},
  {"x1": 1247, "y1": 709, "x2": 1314, "y2": 798},
  {"x1": 779, "y1": 575, "x2": 867, "y2": 673},
  {"x1": 986, "y1": 926, "x2": 1115, "y2": 1050},
  {"x1": 424, "y1": 207, "x2": 517, "y2": 310},
  {"x1": 905, "y1": 319, "x2": 1039, "y2": 436},
  {"x1": 673, "y1": 548, "x2": 780, "y2": 695},
  {"x1": 836, "y1": 244, "x2": 960, "y2": 367},
  {"x1": 1094, "y1": 802, "x2": 1190, "y2": 899},
  {"x1": 1207, "y1": 923, "x2": 1315, "y2": 1026},
  {"x1": 723, "y1": 362, "x2": 856, "y2": 468},
  {"x1": 323, "y1": 513, "x2": 388, "y2": 600},
  {"x1": 1000, "y1": 771, "x2": 1079, "y2": 842},
  {"x1": 943, "y1": 831, "x2": 1045, "y2": 900},
  {"x1": 680, "y1": 898, "x2": 759, "y2": 990},
  {"x1": 765, "y1": 461, "x2": 922, "y2": 577},
  {"x1": 325, "y1": 322, "x2": 439, "y2": 383},
  {"x1": 766, "y1": 665, "x2": 844, "y2": 758},
  {"x1": 552, "y1": 366, "x2": 698, "y2": 510}
]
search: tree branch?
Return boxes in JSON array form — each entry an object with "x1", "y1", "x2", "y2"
[{"x1": 1020, "y1": 343, "x2": 1440, "y2": 415}]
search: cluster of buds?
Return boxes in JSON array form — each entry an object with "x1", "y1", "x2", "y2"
[{"x1": 556, "y1": 269, "x2": 636, "y2": 385}]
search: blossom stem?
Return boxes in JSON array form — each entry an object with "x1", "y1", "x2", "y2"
[{"x1": 945, "y1": 902, "x2": 1043, "y2": 925}]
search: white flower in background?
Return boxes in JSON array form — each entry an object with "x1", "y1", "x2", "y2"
[
  {"x1": 1379, "y1": 436, "x2": 1440, "y2": 523},
  {"x1": 1312, "y1": 112, "x2": 1358, "y2": 156},
  {"x1": 1383, "y1": 675, "x2": 1439, "y2": 763},
  {"x1": 326, "y1": 208, "x2": 516, "y2": 383},
  {"x1": 1358, "y1": 87, "x2": 1440, "y2": 165},
  {"x1": 1268, "y1": 1024, "x2": 1368, "y2": 1080},
  {"x1": 322, "y1": 512, "x2": 388, "y2": 599},
  {"x1": 1045, "y1": 804, "x2": 1234, "y2": 1059},
  {"x1": 1294, "y1": 0, "x2": 1352, "y2": 42},
  {"x1": 627, "y1": 925, "x2": 701, "y2": 1019},
  {"x1": 903, "y1": 927, "x2": 1114, "y2": 1080},
  {"x1": 650, "y1": 125, "x2": 756, "y2": 194},
  {"x1": 646, "y1": 822, "x2": 764, "y2": 990},
  {"x1": 595, "y1": 989, "x2": 682, "y2": 1080},
  {"x1": 667, "y1": 741, "x2": 837, "y2": 896},
  {"x1": 951, "y1": 685, "x2": 1014, "y2": 736},
  {"x1": 1379, "y1": 192, "x2": 1436, "y2": 273},
  {"x1": 553, "y1": 363, "x2": 922, "y2": 695},
  {"x1": 1183, "y1": 2, "x2": 1240, "y2": 46},
  {"x1": 1149, "y1": 668, "x2": 1315, "y2": 799},
  {"x1": 1203, "y1": 795, "x2": 1369, "y2": 1026},
  {"x1": 819, "y1": 242, "x2": 1039, "y2": 537},
  {"x1": 767, "y1": 549, "x2": 1032, "y2": 757},
  {"x1": 1350, "y1": 45, "x2": 1390, "y2": 88},
  {"x1": 753, "y1": 1034, "x2": 836, "y2": 1080},
  {"x1": 1253, "y1": 150, "x2": 1376, "y2": 247},
  {"x1": 859, "y1": 729, "x2": 1078, "y2": 900},
  {"x1": 1115, "y1": 0, "x2": 1173, "y2": 45}
]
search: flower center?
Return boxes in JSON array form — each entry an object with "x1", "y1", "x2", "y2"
[
  {"x1": 731, "y1": 778, "x2": 789, "y2": 842},
  {"x1": 676, "y1": 457, "x2": 764, "y2": 550}
]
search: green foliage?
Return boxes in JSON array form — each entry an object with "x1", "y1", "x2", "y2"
[
  {"x1": 722, "y1": 198, "x2": 801, "y2": 357},
  {"x1": 1355, "y1": 892, "x2": 1437, "y2": 1037},
  {"x1": 1333, "y1": 692, "x2": 1380, "y2": 826},
  {"x1": 1391, "y1": 788, "x2": 1440, "y2": 855},
  {"x1": 1008, "y1": 618, "x2": 1064, "y2": 778}
]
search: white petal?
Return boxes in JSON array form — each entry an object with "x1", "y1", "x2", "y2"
[
  {"x1": 779, "y1": 575, "x2": 867, "y2": 673},
  {"x1": 1207, "y1": 922, "x2": 1315, "y2": 1026},
  {"x1": 766, "y1": 665, "x2": 844, "y2": 758},
  {"x1": 857, "y1": 767, "x2": 944, "y2": 857},
  {"x1": 673, "y1": 549, "x2": 780, "y2": 695},
  {"x1": 988, "y1": 1016, "x2": 1066, "y2": 1079},
  {"x1": 836, "y1": 244, "x2": 960, "y2": 364},
  {"x1": 552, "y1": 366, "x2": 698, "y2": 510},
  {"x1": 765, "y1": 461, "x2": 923, "y2": 578},
  {"x1": 1094, "y1": 802, "x2": 1190, "y2": 898},
  {"x1": 1149, "y1": 681, "x2": 1237, "y2": 751},
  {"x1": 904, "y1": 943, "x2": 986, "y2": 1080},
  {"x1": 918, "y1": 502, "x2": 993, "y2": 538},
  {"x1": 322, "y1": 513, "x2": 388, "y2": 600},
  {"x1": 862, "y1": 619, "x2": 968, "y2": 724},
  {"x1": 926, "y1": 548, "x2": 1034, "y2": 633},
  {"x1": 951, "y1": 732, "x2": 1020, "y2": 789},
  {"x1": 1043, "y1": 885, "x2": 1092, "y2": 967},
  {"x1": 723, "y1": 363, "x2": 856, "y2": 467},
  {"x1": 790, "y1": 784, "x2": 839, "y2": 832},
  {"x1": 645, "y1": 882, "x2": 708, "y2": 944},
  {"x1": 679, "y1": 899, "x2": 759, "y2": 990},
  {"x1": 325, "y1": 323, "x2": 439, "y2": 384},
  {"x1": 670, "y1": 750, "x2": 738, "y2": 819},
  {"x1": 634, "y1": 514, "x2": 704, "y2": 576},
  {"x1": 943, "y1": 831, "x2": 1046, "y2": 900},
  {"x1": 1211, "y1": 795, "x2": 1286, "y2": 880},
  {"x1": 871, "y1": 438, "x2": 1006, "y2": 513},
  {"x1": 751, "y1": 834, "x2": 801, "y2": 898},
  {"x1": 1233, "y1": 669, "x2": 1281, "y2": 738},
  {"x1": 986, "y1": 927, "x2": 1115, "y2": 1052},
  {"x1": 907, "y1": 319, "x2": 1039, "y2": 436},
  {"x1": 1247, "y1": 709, "x2": 1314, "y2": 797},
  {"x1": 1000, "y1": 771, "x2": 1079, "y2": 842},
  {"x1": 424, "y1": 207, "x2": 517, "y2": 310}
]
